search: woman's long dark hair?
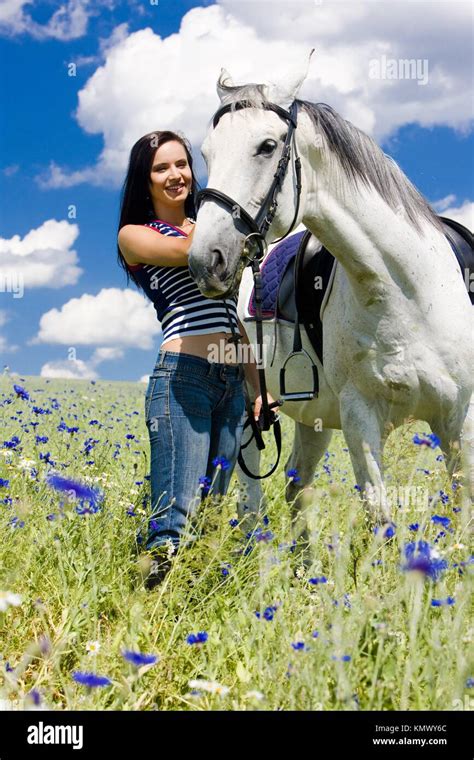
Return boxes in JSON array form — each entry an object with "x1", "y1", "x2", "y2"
[{"x1": 117, "y1": 130, "x2": 200, "y2": 287}]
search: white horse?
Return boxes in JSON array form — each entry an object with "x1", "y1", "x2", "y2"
[{"x1": 188, "y1": 55, "x2": 473, "y2": 532}]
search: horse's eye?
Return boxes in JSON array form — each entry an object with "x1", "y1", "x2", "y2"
[{"x1": 257, "y1": 139, "x2": 277, "y2": 156}]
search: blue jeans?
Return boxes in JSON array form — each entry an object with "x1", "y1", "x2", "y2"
[{"x1": 144, "y1": 349, "x2": 246, "y2": 552}]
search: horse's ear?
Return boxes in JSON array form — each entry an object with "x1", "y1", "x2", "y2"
[
  {"x1": 217, "y1": 68, "x2": 235, "y2": 102},
  {"x1": 265, "y1": 48, "x2": 315, "y2": 107}
]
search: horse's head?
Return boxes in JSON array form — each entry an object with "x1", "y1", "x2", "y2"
[{"x1": 188, "y1": 52, "x2": 314, "y2": 298}]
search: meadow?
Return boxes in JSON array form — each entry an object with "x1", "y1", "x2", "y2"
[{"x1": 0, "y1": 374, "x2": 472, "y2": 712}]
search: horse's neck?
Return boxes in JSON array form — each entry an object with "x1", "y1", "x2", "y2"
[{"x1": 303, "y1": 169, "x2": 447, "y2": 305}]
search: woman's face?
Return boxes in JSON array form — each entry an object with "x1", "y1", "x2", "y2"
[{"x1": 149, "y1": 140, "x2": 193, "y2": 210}]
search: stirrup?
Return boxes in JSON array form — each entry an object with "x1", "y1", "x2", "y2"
[{"x1": 279, "y1": 347, "x2": 319, "y2": 401}]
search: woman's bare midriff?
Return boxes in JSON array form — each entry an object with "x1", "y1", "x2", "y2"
[{"x1": 160, "y1": 332, "x2": 240, "y2": 366}]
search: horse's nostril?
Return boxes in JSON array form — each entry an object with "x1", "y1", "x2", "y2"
[{"x1": 211, "y1": 248, "x2": 228, "y2": 281}]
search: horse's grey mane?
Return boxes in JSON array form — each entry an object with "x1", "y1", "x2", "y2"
[{"x1": 217, "y1": 76, "x2": 443, "y2": 234}]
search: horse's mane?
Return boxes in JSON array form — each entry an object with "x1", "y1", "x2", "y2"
[{"x1": 216, "y1": 76, "x2": 443, "y2": 235}]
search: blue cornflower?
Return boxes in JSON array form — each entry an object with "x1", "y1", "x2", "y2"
[
  {"x1": 409, "y1": 523, "x2": 419, "y2": 532},
  {"x1": 186, "y1": 631, "x2": 208, "y2": 645},
  {"x1": 212, "y1": 456, "x2": 230, "y2": 470},
  {"x1": 13, "y1": 384, "x2": 29, "y2": 400},
  {"x1": 438, "y1": 490, "x2": 449, "y2": 505},
  {"x1": 466, "y1": 678, "x2": 474, "y2": 689},
  {"x1": 431, "y1": 597, "x2": 455, "y2": 607},
  {"x1": 431, "y1": 515, "x2": 450, "y2": 528},
  {"x1": 374, "y1": 522, "x2": 396, "y2": 539},
  {"x1": 0, "y1": 479, "x2": 9, "y2": 488},
  {"x1": 291, "y1": 641, "x2": 307, "y2": 651},
  {"x1": 312, "y1": 631, "x2": 319, "y2": 638},
  {"x1": 35, "y1": 436, "x2": 48, "y2": 444},
  {"x1": 121, "y1": 650, "x2": 158, "y2": 667},
  {"x1": 72, "y1": 671, "x2": 111, "y2": 688},
  {"x1": 28, "y1": 688, "x2": 42, "y2": 706},
  {"x1": 254, "y1": 528, "x2": 274, "y2": 543},
  {"x1": 332, "y1": 655, "x2": 351, "y2": 662},
  {"x1": 229, "y1": 518, "x2": 239, "y2": 527},
  {"x1": 263, "y1": 514, "x2": 270, "y2": 526},
  {"x1": 4, "y1": 436, "x2": 20, "y2": 450},
  {"x1": 413, "y1": 432, "x2": 440, "y2": 449},
  {"x1": 46, "y1": 473, "x2": 103, "y2": 514},
  {"x1": 199, "y1": 475, "x2": 211, "y2": 496},
  {"x1": 309, "y1": 576, "x2": 327, "y2": 585},
  {"x1": 401, "y1": 540, "x2": 448, "y2": 581},
  {"x1": 287, "y1": 468, "x2": 301, "y2": 483},
  {"x1": 255, "y1": 605, "x2": 278, "y2": 621},
  {"x1": 221, "y1": 563, "x2": 231, "y2": 577}
]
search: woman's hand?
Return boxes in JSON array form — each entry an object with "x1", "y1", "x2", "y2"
[{"x1": 252, "y1": 392, "x2": 279, "y2": 424}]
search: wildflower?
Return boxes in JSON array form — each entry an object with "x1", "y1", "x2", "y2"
[
  {"x1": 27, "y1": 689, "x2": 42, "y2": 707},
  {"x1": 431, "y1": 597, "x2": 455, "y2": 607},
  {"x1": 254, "y1": 528, "x2": 274, "y2": 543},
  {"x1": 0, "y1": 591, "x2": 22, "y2": 612},
  {"x1": 431, "y1": 515, "x2": 451, "y2": 529},
  {"x1": 221, "y1": 563, "x2": 231, "y2": 577},
  {"x1": 312, "y1": 631, "x2": 319, "y2": 639},
  {"x1": 244, "y1": 690, "x2": 264, "y2": 701},
  {"x1": 85, "y1": 640, "x2": 101, "y2": 656},
  {"x1": 255, "y1": 605, "x2": 278, "y2": 621},
  {"x1": 188, "y1": 679, "x2": 229, "y2": 696},
  {"x1": 46, "y1": 473, "x2": 103, "y2": 514},
  {"x1": 309, "y1": 576, "x2": 327, "y2": 585},
  {"x1": 466, "y1": 678, "x2": 474, "y2": 689},
  {"x1": 0, "y1": 479, "x2": 9, "y2": 488},
  {"x1": 212, "y1": 456, "x2": 230, "y2": 470},
  {"x1": 409, "y1": 523, "x2": 419, "y2": 531},
  {"x1": 229, "y1": 516, "x2": 239, "y2": 527},
  {"x1": 3, "y1": 436, "x2": 20, "y2": 450},
  {"x1": 121, "y1": 650, "x2": 158, "y2": 667},
  {"x1": 374, "y1": 522, "x2": 396, "y2": 539},
  {"x1": 72, "y1": 671, "x2": 111, "y2": 688},
  {"x1": 199, "y1": 475, "x2": 211, "y2": 496},
  {"x1": 186, "y1": 631, "x2": 208, "y2": 645},
  {"x1": 13, "y1": 384, "x2": 29, "y2": 400},
  {"x1": 287, "y1": 468, "x2": 301, "y2": 483},
  {"x1": 332, "y1": 655, "x2": 351, "y2": 662},
  {"x1": 295, "y1": 566, "x2": 306, "y2": 579},
  {"x1": 413, "y1": 432, "x2": 440, "y2": 449},
  {"x1": 291, "y1": 641, "x2": 307, "y2": 651},
  {"x1": 401, "y1": 540, "x2": 448, "y2": 581}
]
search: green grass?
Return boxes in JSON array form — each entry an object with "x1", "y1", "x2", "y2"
[{"x1": 0, "y1": 375, "x2": 472, "y2": 711}]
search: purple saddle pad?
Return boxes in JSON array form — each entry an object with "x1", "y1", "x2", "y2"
[{"x1": 248, "y1": 231, "x2": 306, "y2": 317}]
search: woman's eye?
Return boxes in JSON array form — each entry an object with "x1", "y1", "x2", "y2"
[{"x1": 257, "y1": 139, "x2": 277, "y2": 156}]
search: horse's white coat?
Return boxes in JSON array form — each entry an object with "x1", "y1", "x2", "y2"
[{"x1": 190, "y1": 62, "x2": 473, "y2": 526}]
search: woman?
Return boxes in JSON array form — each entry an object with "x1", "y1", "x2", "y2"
[{"x1": 117, "y1": 130, "x2": 275, "y2": 589}]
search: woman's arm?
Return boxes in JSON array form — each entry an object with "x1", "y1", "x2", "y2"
[{"x1": 118, "y1": 224, "x2": 194, "y2": 267}]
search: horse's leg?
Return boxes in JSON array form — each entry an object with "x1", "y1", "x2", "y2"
[
  {"x1": 431, "y1": 395, "x2": 474, "y2": 502},
  {"x1": 339, "y1": 384, "x2": 391, "y2": 524},
  {"x1": 285, "y1": 421, "x2": 333, "y2": 563}
]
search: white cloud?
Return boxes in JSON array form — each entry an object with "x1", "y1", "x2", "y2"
[
  {"x1": 0, "y1": 219, "x2": 82, "y2": 290},
  {"x1": 34, "y1": 288, "x2": 162, "y2": 349},
  {"x1": 40, "y1": 358, "x2": 98, "y2": 380},
  {"x1": 37, "y1": 1, "x2": 473, "y2": 189},
  {"x1": 432, "y1": 194, "x2": 458, "y2": 213},
  {"x1": 438, "y1": 200, "x2": 473, "y2": 231},
  {"x1": 40, "y1": 344, "x2": 126, "y2": 381},
  {"x1": 0, "y1": 0, "x2": 91, "y2": 40}
]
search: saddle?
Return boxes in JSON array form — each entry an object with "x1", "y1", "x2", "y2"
[
  {"x1": 245, "y1": 215, "x2": 473, "y2": 371},
  {"x1": 246, "y1": 232, "x2": 336, "y2": 367}
]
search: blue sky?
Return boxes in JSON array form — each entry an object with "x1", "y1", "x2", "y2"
[{"x1": 0, "y1": 0, "x2": 472, "y2": 382}]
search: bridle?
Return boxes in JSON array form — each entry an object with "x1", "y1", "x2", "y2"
[{"x1": 194, "y1": 98, "x2": 303, "y2": 478}]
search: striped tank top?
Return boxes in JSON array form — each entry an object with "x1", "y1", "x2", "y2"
[{"x1": 127, "y1": 218, "x2": 239, "y2": 345}]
